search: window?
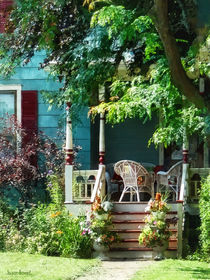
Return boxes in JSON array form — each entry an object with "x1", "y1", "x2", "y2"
[{"x1": 0, "y1": 85, "x2": 21, "y2": 121}]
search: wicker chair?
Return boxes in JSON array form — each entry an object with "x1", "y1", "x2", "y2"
[
  {"x1": 156, "y1": 161, "x2": 183, "y2": 201},
  {"x1": 114, "y1": 160, "x2": 152, "y2": 202}
]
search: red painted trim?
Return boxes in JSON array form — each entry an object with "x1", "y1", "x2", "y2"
[
  {"x1": 182, "y1": 149, "x2": 188, "y2": 163},
  {"x1": 66, "y1": 102, "x2": 72, "y2": 110},
  {"x1": 65, "y1": 149, "x2": 73, "y2": 165},
  {"x1": 176, "y1": 200, "x2": 184, "y2": 204},
  {"x1": 99, "y1": 151, "x2": 105, "y2": 165}
]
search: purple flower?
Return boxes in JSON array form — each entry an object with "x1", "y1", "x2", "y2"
[{"x1": 48, "y1": 170, "x2": 53, "y2": 175}]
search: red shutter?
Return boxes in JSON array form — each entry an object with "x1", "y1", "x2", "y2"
[
  {"x1": 21, "y1": 91, "x2": 38, "y2": 166},
  {"x1": 0, "y1": 0, "x2": 13, "y2": 33}
]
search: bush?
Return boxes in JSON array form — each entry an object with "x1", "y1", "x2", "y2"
[
  {"x1": 2, "y1": 173, "x2": 92, "y2": 258},
  {"x1": 0, "y1": 115, "x2": 81, "y2": 205},
  {"x1": 198, "y1": 174, "x2": 210, "y2": 261},
  {"x1": 0, "y1": 200, "x2": 14, "y2": 250}
]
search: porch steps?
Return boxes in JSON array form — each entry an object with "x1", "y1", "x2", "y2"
[{"x1": 107, "y1": 202, "x2": 178, "y2": 259}]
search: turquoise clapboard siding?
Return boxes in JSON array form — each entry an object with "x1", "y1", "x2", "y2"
[
  {"x1": 73, "y1": 107, "x2": 91, "y2": 169},
  {"x1": 0, "y1": 51, "x2": 91, "y2": 169},
  {"x1": 105, "y1": 118, "x2": 159, "y2": 166}
]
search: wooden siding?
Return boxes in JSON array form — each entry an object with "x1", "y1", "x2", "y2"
[{"x1": 0, "y1": 52, "x2": 91, "y2": 168}]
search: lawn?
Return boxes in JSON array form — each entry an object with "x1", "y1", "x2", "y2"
[
  {"x1": 131, "y1": 259, "x2": 210, "y2": 280},
  {"x1": 0, "y1": 252, "x2": 100, "y2": 280}
]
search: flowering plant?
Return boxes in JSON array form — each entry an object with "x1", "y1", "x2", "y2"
[
  {"x1": 139, "y1": 193, "x2": 171, "y2": 248},
  {"x1": 80, "y1": 195, "x2": 119, "y2": 248}
]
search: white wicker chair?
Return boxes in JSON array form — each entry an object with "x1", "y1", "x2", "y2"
[
  {"x1": 114, "y1": 160, "x2": 152, "y2": 202},
  {"x1": 156, "y1": 161, "x2": 183, "y2": 201}
]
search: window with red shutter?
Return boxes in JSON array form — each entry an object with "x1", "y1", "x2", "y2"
[
  {"x1": 0, "y1": 0, "x2": 13, "y2": 33},
  {"x1": 21, "y1": 90, "x2": 38, "y2": 166},
  {"x1": 21, "y1": 90, "x2": 38, "y2": 139}
]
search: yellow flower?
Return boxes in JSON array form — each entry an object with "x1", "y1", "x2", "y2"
[{"x1": 56, "y1": 230, "x2": 63, "y2": 234}]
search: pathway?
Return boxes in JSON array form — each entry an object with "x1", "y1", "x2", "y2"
[{"x1": 78, "y1": 260, "x2": 154, "y2": 280}]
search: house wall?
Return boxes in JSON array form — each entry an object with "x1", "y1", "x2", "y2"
[
  {"x1": 90, "y1": 116, "x2": 159, "y2": 169},
  {"x1": 105, "y1": 118, "x2": 159, "y2": 166},
  {"x1": 0, "y1": 52, "x2": 91, "y2": 169}
]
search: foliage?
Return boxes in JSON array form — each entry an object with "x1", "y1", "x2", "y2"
[
  {"x1": 0, "y1": 115, "x2": 80, "y2": 204},
  {"x1": 1, "y1": 174, "x2": 92, "y2": 258},
  {"x1": 0, "y1": 0, "x2": 209, "y2": 147},
  {"x1": 0, "y1": 252, "x2": 99, "y2": 280},
  {"x1": 198, "y1": 175, "x2": 210, "y2": 261},
  {"x1": 139, "y1": 193, "x2": 173, "y2": 248},
  {"x1": 0, "y1": 200, "x2": 15, "y2": 251},
  {"x1": 80, "y1": 195, "x2": 119, "y2": 247}
]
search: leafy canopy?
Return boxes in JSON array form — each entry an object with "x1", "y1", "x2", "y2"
[{"x1": 0, "y1": 0, "x2": 209, "y2": 146}]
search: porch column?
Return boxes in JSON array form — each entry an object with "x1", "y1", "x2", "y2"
[
  {"x1": 65, "y1": 102, "x2": 73, "y2": 204},
  {"x1": 99, "y1": 112, "x2": 105, "y2": 165},
  {"x1": 99, "y1": 86, "x2": 106, "y2": 165},
  {"x1": 179, "y1": 129, "x2": 189, "y2": 201}
]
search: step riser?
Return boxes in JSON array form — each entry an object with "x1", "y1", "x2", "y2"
[
  {"x1": 115, "y1": 232, "x2": 140, "y2": 239},
  {"x1": 113, "y1": 223, "x2": 177, "y2": 230},
  {"x1": 107, "y1": 250, "x2": 177, "y2": 259},
  {"x1": 111, "y1": 241, "x2": 177, "y2": 249},
  {"x1": 113, "y1": 203, "x2": 178, "y2": 212},
  {"x1": 112, "y1": 213, "x2": 178, "y2": 221}
]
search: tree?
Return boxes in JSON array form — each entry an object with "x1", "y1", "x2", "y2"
[{"x1": 0, "y1": 0, "x2": 209, "y2": 146}]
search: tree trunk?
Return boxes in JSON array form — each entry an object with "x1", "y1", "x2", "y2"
[{"x1": 153, "y1": 0, "x2": 208, "y2": 111}]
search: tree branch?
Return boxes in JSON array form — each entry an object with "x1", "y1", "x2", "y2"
[{"x1": 153, "y1": 0, "x2": 207, "y2": 110}]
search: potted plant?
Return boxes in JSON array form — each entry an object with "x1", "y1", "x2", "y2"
[
  {"x1": 139, "y1": 193, "x2": 172, "y2": 260},
  {"x1": 80, "y1": 195, "x2": 119, "y2": 259}
]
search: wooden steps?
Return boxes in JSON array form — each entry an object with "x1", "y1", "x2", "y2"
[{"x1": 107, "y1": 202, "x2": 179, "y2": 259}]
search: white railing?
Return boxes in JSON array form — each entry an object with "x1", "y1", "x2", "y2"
[
  {"x1": 73, "y1": 170, "x2": 98, "y2": 202},
  {"x1": 188, "y1": 168, "x2": 210, "y2": 201},
  {"x1": 91, "y1": 165, "x2": 106, "y2": 202}
]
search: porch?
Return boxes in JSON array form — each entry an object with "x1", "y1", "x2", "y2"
[{"x1": 64, "y1": 103, "x2": 210, "y2": 259}]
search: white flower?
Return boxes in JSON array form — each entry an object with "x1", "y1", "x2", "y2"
[{"x1": 101, "y1": 201, "x2": 113, "y2": 212}]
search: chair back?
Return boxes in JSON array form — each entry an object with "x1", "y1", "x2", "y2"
[{"x1": 114, "y1": 160, "x2": 148, "y2": 187}]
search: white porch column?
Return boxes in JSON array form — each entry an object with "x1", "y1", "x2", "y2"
[
  {"x1": 99, "y1": 112, "x2": 105, "y2": 165},
  {"x1": 179, "y1": 129, "x2": 189, "y2": 201},
  {"x1": 98, "y1": 86, "x2": 106, "y2": 165},
  {"x1": 65, "y1": 102, "x2": 73, "y2": 204}
]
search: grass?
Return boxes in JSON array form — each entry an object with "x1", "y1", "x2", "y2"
[
  {"x1": 131, "y1": 259, "x2": 210, "y2": 280},
  {"x1": 0, "y1": 252, "x2": 100, "y2": 280}
]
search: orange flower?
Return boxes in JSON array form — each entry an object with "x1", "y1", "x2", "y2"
[
  {"x1": 50, "y1": 213, "x2": 56, "y2": 218},
  {"x1": 109, "y1": 236, "x2": 115, "y2": 242},
  {"x1": 155, "y1": 193, "x2": 161, "y2": 201}
]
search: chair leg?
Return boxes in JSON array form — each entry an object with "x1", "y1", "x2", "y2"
[
  {"x1": 119, "y1": 187, "x2": 127, "y2": 202},
  {"x1": 136, "y1": 188, "x2": 140, "y2": 202}
]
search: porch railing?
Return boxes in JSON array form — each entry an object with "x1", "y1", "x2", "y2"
[
  {"x1": 91, "y1": 165, "x2": 106, "y2": 202},
  {"x1": 188, "y1": 168, "x2": 210, "y2": 201},
  {"x1": 73, "y1": 170, "x2": 98, "y2": 202},
  {"x1": 72, "y1": 166, "x2": 106, "y2": 202}
]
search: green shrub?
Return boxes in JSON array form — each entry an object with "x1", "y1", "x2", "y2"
[
  {"x1": 3, "y1": 173, "x2": 92, "y2": 258},
  {"x1": 0, "y1": 199, "x2": 15, "y2": 251},
  {"x1": 198, "y1": 174, "x2": 210, "y2": 261}
]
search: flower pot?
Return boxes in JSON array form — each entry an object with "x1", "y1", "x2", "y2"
[
  {"x1": 153, "y1": 240, "x2": 169, "y2": 260},
  {"x1": 93, "y1": 242, "x2": 109, "y2": 260}
]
